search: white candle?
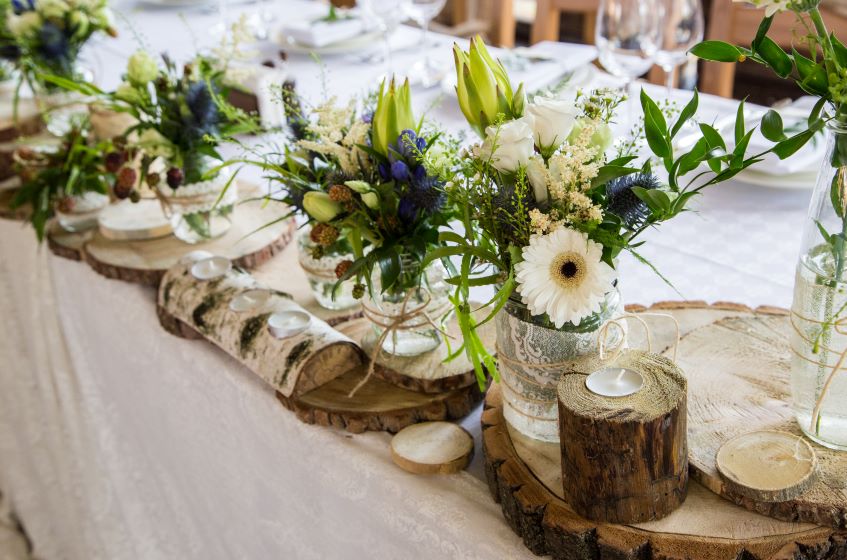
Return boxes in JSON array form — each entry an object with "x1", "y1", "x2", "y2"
[
  {"x1": 179, "y1": 250, "x2": 214, "y2": 265},
  {"x1": 268, "y1": 311, "x2": 311, "y2": 339},
  {"x1": 585, "y1": 367, "x2": 644, "y2": 397},
  {"x1": 230, "y1": 289, "x2": 272, "y2": 313},
  {"x1": 191, "y1": 256, "x2": 232, "y2": 281}
]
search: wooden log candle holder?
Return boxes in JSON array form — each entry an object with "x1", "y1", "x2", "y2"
[{"x1": 557, "y1": 350, "x2": 688, "y2": 524}]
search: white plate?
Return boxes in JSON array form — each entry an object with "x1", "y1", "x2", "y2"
[
  {"x1": 137, "y1": 0, "x2": 211, "y2": 8},
  {"x1": 732, "y1": 168, "x2": 818, "y2": 190},
  {"x1": 275, "y1": 29, "x2": 383, "y2": 55}
]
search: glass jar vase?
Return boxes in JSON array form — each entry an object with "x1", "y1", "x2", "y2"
[
  {"x1": 495, "y1": 288, "x2": 623, "y2": 442},
  {"x1": 161, "y1": 169, "x2": 237, "y2": 245},
  {"x1": 362, "y1": 257, "x2": 452, "y2": 357},
  {"x1": 790, "y1": 121, "x2": 847, "y2": 451},
  {"x1": 296, "y1": 225, "x2": 359, "y2": 311}
]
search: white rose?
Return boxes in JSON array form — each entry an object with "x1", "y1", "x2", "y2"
[
  {"x1": 526, "y1": 96, "x2": 578, "y2": 152},
  {"x1": 8, "y1": 12, "x2": 42, "y2": 39},
  {"x1": 734, "y1": 0, "x2": 787, "y2": 16},
  {"x1": 480, "y1": 116, "x2": 535, "y2": 173},
  {"x1": 525, "y1": 155, "x2": 549, "y2": 205}
]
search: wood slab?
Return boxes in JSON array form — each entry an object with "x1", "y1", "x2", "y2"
[
  {"x1": 344, "y1": 311, "x2": 493, "y2": 393},
  {"x1": 46, "y1": 221, "x2": 91, "y2": 261},
  {"x1": 673, "y1": 311, "x2": 847, "y2": 529},
  {"x1": 482, "y1": 302, "x2": 847, "y2": 559},
  {"x1": 83, "y1": 197, "x2": 296, "y2": 286}
]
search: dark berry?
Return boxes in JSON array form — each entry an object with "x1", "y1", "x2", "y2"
[{"x1": 166, "y1": 167, "x2": 184, "y2": 189}]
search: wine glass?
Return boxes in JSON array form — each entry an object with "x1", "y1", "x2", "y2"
[
  {"x1": 595, "y1": 0, "x2": 663, "y2": 124},
  {"x1": 405, "y1": 0, "x2": 448, "y2": 86},
  {"x1": 358, "y1": 0, "x2": 412, "y2": 78},
  {"x1": 654, "y1": 0, "x2": 704, "y2": 94}
]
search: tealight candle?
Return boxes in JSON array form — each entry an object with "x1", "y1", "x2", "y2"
[
  {"x1": 268, "y1": 311, "x2": 311, "y2": 339},
  {"x1": 179, "y1": 250, "x2": 215, "y2": 265},
  {"x1": 191, "y1": 256, "x2": 232, "y2": 281},
  {"x1": 230, "y1": 289, "x2": 272, "y2": 313},
  {"x1": 585, "y1": 367, "x2": 644, "y2": 398}
]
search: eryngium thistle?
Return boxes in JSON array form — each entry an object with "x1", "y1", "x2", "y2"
[
  {"x1": 185, "y1": 81, "x2": 219, "y2": 137},
  {"x1": 605, "y1": 172, "x2": 661, "y2": 229}
]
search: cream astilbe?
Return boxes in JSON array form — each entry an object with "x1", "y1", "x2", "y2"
[{"x1": 298, "y1": 98, "x2": 370, "y2": 175}]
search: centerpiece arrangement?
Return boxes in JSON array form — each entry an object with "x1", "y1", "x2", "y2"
[
  {"x1": 48, "y1": 49, "x2": 255, "y2": 244},
  {"x1": 0, "y1": 0, "x2": 116, "y2": 112},
  {"x1": 693, "y1": 0, "x2": 847, "y2": 451},
  {"x1": 13, "y1": 115, "x2": 116, "y2": 238},
  {"x1": 438, "y1": 36, "x2": 821, "y2": 441}
]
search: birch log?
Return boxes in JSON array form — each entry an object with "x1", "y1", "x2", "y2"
[{"x1": 158, "y1": 261, "x2": 362, "y2": 398}]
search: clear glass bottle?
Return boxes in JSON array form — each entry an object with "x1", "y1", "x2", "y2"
[
  {"x1": 790, "y1": 121, "x2": 847, "y2": 451},
  {"x1": 162, "y1": 162, "x2": 236, "y2": 245},
  {"x1": 296, "y1": 225, "x2": 359, "y2": 311},
  {"x1": 56, "y1": 191, "x2": 110, "y2": 233},
  {"x1": 362, "y1": 256, "x2": 452, "y2": 357},
  {"x1": 495, "y1": 288, "x2": 623, "y2": 442}
]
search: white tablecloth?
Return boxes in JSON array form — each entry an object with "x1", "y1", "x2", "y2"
[{"x1": 0, "y1": 1, "x2": 817, "y2": 558}]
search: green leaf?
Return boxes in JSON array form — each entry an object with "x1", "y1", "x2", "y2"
[
  {"x1": 633, "y1": 187, "x2": 672, "y2": 215},
  {"x1": 809, "y1": 96, "x2": 828, "y2": 126},
  {"x1": 832, "y1": 33, "x2": 847, "y2": 68},
  {"x1": 751, "y1": 16, "x2": 774, "y2": 53},
  {"x1": 761, "y1": 110, "x2": 786, "y2": 142},
  {"x1": 670, "y1": 90, "x2": 698, "y2": 138},
  {"x1": 773, "y1": 124, "x2": 822, "y2": 159},
  {"x1": 689, "y1": 41, "x2": 744, "y2": 63},
  {"x1": 640, "y1": 90, "x2": 670, "y2": 158},
  {"x1": 676, "y1": 137, "x2": 711, "y2": 176},
  {"x1": 699, "y1": 123, "x2": 726, "y2": 150},
  {"x1": 757, "y1": 37, "x2": 792, "y2": 77},
  {"x1": 378, "y1": 250, "x2": 401, "y2": 291},
  {"x1": 831, "y1": 175, "x2": 845, "y2": 218},
  {"x1": 591, "y1": 165, "x2": 640, "y2": 188},
  {"x1": 731, "y1": 129, "x2": 755, "y2": 169},
  {"x1": 734, "y1": 99, "x2": 746, "y2": 146},
  {"x1": 792, "y1": 48, "x2": 829, "y2": 96}
]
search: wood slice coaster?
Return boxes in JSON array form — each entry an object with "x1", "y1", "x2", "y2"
[
  {"x1": 83, "y1": 198, "x2": 296, "y2": 286},
  {"x1": 390, "y1": 421, "x2": 474, "y2": 474},
  {"x1": 672, "y1": 311, "x2": 847, "y2": 528},
  {"x1": 482, "y1": 302, "x2": 847, "y2": 559},
  {"x1": 46, "y1": 221, "x2": 92, "y2": 261},
  {"x1": 342, "y1": 312, "x2": 492, "y2": 393}
]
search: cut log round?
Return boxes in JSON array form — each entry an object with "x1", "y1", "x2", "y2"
[
  {"x1": 671, "y1": 311, "x2": 847, "y2": 528},
  {"x1": 46, "y1": 221, "x2": 92, "y2": 261},
  {"x1": 557, "y1": 350, "x2": 688, "y2": 524},
  {"x1": 716, "y1": 430, "x2": 818, "y2": 504},
  {"x1": 483, "y1": 302, "x2": 847, "y2": 559},
  {"x1": 390, "y1": 421, "x2": 474, "y2": 474},
  {"x1": 83, "y1": 196, "x2": 296, "y2": 286}
]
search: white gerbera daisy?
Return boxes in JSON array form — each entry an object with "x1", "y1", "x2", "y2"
[{"x1": 514, "y1": 227, "x2": 616, "y2": 328}]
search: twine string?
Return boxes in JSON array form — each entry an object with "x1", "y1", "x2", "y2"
[
  {"x1": 790, "y1": 309, "x2": 847, "y2": 434},
  {"x1": 347, "y1": 289, "x2": 452, "y2": 398}
]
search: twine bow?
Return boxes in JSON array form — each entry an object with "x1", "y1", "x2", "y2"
[
  {"x1": 790, "y1": 309, "x2": 847, "y2": 434},
  {"x1": 347, "y1": 289, "x2": 452, "y2": 397}
]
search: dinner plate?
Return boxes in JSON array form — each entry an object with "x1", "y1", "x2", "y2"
[
  {"x1": 275, "y1": 29, "x2": 383, "y2": 55},
  {"x1": 137, "y1": 0, "x2": 212, "y2": 8}
]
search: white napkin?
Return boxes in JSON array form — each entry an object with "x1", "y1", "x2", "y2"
[{"x1": 281, "y1": 16, "x2": 364, "y2": 48}]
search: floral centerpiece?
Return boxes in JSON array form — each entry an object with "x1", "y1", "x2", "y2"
[
  {"x1": 0, "y1": 0, "x2": 115, "y2": 103},
  {"x1": 439, "y1": 36, "x2": 820, "y2": 441},
  {"x1": 13, "y1": 115, "x2": 116, "y2": 238},
  {"x1": 692, "y1": 0, "x2": 847, "y2": 450},
  {"x1": 48, "y1": 49, "x2": 255, "y2": 244}
]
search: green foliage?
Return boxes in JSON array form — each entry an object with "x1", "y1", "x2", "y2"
[{"x1": 12, "y1": 117, "x2": 114, "y2": 241}]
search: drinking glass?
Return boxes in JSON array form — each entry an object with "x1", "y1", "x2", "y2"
[
  {"x1": 405, "y1": 0, "x2": 448, "y2": 86},
  {"x1": 654, "y1": 0, "x2": 704, "y2": 94},
  {"x1": 595, "y1": 0, "x2": 663, "y2": 124},
  {"x1": 358, "y1": 0, "x2": 412, "y2": 77}
]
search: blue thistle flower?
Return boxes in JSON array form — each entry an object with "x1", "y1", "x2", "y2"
[
  {"x1": 605, "y1": 172, "x2": 661, "y2": 228},
  {"x1": 378, "y1": 162, "x2": 391, "y2": 182},
  {"x1": 398, "y1": 197, "x2": 417, "y2": 223},
  {"x1": 362, "y1": 111, "x2": 373, "y2": 124},
  {"x1": 38, "y1": 23, "x2": 69, "y2": 62},
  {"x1": 405, "y1": 176, "x2": 445, "y2": 216},
  {"x1": 184, "y1": 81, "x2": 219, "y2": 136},
  {"x1": 390, "y1": 160, "x2": 410, "y2": 182}
]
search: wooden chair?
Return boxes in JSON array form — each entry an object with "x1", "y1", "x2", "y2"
[
  {"x1": 701, "y1": 0, "x2": 847, "y2": 97},
  {"x1": 530, "y1": 0, "x2": 598, "y2": 45}
]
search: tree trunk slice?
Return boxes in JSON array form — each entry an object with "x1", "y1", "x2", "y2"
[
  {"x1": 671, "y1": 312, "x2": 847, "y2": 529},
  {"x1": 158, "y1": 261, "x2": 361, "y2": 398},
  {"x1": 483, "y1": 302, "x2": 847, "y2": 559},
  {"x1": 46, "y1": 221, "x2": 92, "y2": 261},
  {"x1": 83, "y1": 196, "x2": 296, "y2": 287},
  {"x1": 0, "y1": 186, "x2": 27, "y2": 221},
  {"x1": 557, "y1": 350, "x2": 688, "y2": 524},
  {"x1": 390, "y1": 421, "x2": 474, "y2": 474},
  {"x1": 276, "y1": 367, "x2": 484, "y2": 434},
  {"x1": 341, "y1": 313, "x2": 492, "y2": 393},
  {"x1": 716, "y1": 430, "x2": 819, "y2": 504}
]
